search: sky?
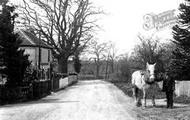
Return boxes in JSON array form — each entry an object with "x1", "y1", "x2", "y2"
[
  {"x1": 9, "y1": 0, "x2": 183, "y2": 55},
  {"x1": 92, "y1": 0, "x2": 183, "y2": 55}
]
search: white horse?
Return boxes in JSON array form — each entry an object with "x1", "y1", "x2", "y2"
[{"x1": 131, "y1": 62, "x2": 157, "y2": 107}]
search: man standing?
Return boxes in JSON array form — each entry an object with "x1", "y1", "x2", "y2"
[{"x1": 163, "y1": 73, "x2": 175, "y2": 108}]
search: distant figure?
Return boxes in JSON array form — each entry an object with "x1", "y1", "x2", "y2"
[{"x1": 163, "y1": 73, "x2": 175, "y2": 108}]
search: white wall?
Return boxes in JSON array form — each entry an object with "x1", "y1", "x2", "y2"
[
  {"x1": 68, "y1": 75, "x2": 78, "y2": 85},
  {"x1": 175, "y1": 81, "x2": 190, "y2": 97},
  {"x1": 58, "y1": 75, "x2": 78, "y2": 89},
  {"x1": 59, "y1": 77, "x2": 69, "y2": 89}
]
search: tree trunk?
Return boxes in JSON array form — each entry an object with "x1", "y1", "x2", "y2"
[
  {"x1": 111, "y1": 61, "x2": 114, "y2": 73},
  {"x1": 105, "y1": 60, "x2": 109, "y2": 80},
  {"x1": 96, "y1": 64, "x2": 99, "y2": 78},
  {"x1": 58, "y1": 56, "x2": 68, "y2": 73}
]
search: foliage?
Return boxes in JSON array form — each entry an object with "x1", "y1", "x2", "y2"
[
  {"x1": 0, "y1": 3, "x2": 30, "y2": 87},
  {"x1": 1, "y1": 87, "x2": 25, "y2": 103},
  {"x1": 23, "y1": 66, "x2": 38, "y2": 82},
  {"x1": 117, "y1": 54, "x2": 131, "y2": 81},
  {"x1": 168, "y1": 0, "x2": 190, "y2": 80},
  {"x1": 0, "y1": 0, "x2": 8, "y2": 5}
]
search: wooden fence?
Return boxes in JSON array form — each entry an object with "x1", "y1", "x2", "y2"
[
  {"x1": 0, "y1": 85, "x2": 33, "y2": 103},
  {"x1": 32, "y1": 80, "x2": 51, "y2": 99},
  {"x1": 0, "y1": 73, "x2": 78, "y2": 104}
]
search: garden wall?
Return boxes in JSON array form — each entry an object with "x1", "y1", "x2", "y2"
[
  {"x1": 175, "y1": 81, "x2": 190, "y2": 97},
  {"x1": 58, "y1": 75, "x2": 78, "y2": 89}
]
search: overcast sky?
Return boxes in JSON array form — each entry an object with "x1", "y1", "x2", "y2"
[
  {"x1": 10, "y1": 0, "x2": 183, "y2": 55},
  {"x1": 92, "y1": 0, "x2": 183, "y2": 54}
]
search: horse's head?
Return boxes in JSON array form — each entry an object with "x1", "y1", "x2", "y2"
[{"x1": 146, "y1": 62, "x2": 156, "y2": 83}]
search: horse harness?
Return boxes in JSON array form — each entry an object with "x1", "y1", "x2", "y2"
[{"x1": 140, "y1": 70, "x2": 155, "y2": 85}]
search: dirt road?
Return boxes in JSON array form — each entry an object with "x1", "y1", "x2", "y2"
[{"x1": 0, "y1": 80, "x2": 137, "y2": 120}]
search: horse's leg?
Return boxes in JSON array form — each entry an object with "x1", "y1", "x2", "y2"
[
  {"x1": 152, "y1": 84, "x2": 156, "y2": 107},
  {"x1": 137, "y1": 89, "x2": 142, "y2": 106},
  {"x1": 152, "y1": 95, "x2": 156, "y2": 107},
  {"x1": 132, "y1": 86, "x2": 138, "y2": 105},
  {"x1": 142, "y1": 88, "x2": 147, "y2": 107},
  {"x1": 136, "y1": 88, "x2": 142, "y2": 106},
  {"x1": 132, "y1": 87, "x2": 136, "y2": 101}
]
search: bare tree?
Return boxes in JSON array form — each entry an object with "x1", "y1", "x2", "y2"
[
  {"x1": 18, "y1": 0, "x2": 102, "y2": 73},
  {"x1": 108, "y1": 42, "x2": 117, "y2": 73},
  {"x1": 103, "y1": 42, "x2": 118, "y2": 79},
  {"x1": 131, "y1": 34, "x2": 166, "y2": 71},
  {"x1": 89, "y1": 40, "x2": 109, "y2": 78}
]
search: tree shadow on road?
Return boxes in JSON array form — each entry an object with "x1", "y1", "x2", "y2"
[{"x1": 0, "y1": 98, "x2": 80, "y2": 108}]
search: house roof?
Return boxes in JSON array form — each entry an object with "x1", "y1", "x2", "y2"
[{"x1": 17, "y1": 30, "x2": 53, "y2": 49}]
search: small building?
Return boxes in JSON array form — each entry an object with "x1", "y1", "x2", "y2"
[
  {"x1": 17, "y1": 29, "x2": 76, "y2": 74},
  {"x1": 17, "y1": 30, "x2": 53, "y2": 70}
]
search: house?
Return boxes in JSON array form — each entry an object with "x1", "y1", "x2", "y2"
[
  {"x1": 17, "y1": 30, "x2": 53, "y2": 70},
  {"x1": 0, "y1": 30, "x2": 54, "y2": 83}
]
